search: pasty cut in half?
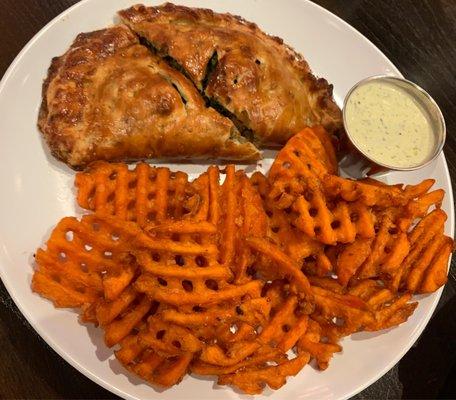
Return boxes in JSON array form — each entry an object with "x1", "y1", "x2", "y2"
[
  {"x1": 119, "y1": 3, "x2": 343, "y2": 145},
  {"x1": 38, "y1": 25, "x2": 259, "y2": 169}
]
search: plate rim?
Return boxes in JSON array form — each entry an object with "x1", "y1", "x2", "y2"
[{"x1": 0, "y1": 0, "x2": 453, "y2": 399}]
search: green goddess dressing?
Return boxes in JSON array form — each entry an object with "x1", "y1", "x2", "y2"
[{"x1": 345, "y1": 81, "x2": 435, "y2": 168}]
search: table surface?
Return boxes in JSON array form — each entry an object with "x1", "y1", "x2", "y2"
[{"x1": 0, "y1": 0, "x2": 455, "y2": 398}]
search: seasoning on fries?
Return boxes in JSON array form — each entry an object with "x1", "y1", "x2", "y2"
[{"x1": 32, "y1": 126, "x2": 454, "y2": 394}]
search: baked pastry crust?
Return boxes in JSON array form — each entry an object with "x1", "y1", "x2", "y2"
[
  {"x1": 119, "y1": 3, "x2": 343, "y2": 145},
  {"x1": 38, "y1": 25, "x2": 259, "y2": 169}
]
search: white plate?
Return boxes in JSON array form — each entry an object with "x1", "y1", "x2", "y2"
[{"x1": 0, "y1": 1, "x2": 453, "y2": 399}]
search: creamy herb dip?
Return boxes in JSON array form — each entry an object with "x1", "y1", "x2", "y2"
[{"x1": 345, "y1": 81, "x2": 435, "y2": 168}]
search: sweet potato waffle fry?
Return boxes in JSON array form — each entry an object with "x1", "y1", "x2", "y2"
[
  {"x1": 76, "y1": 161, "x2": 200, "y2": 226},
  {"x1": 267, "y1": 130, "x2": 376, "y2": 245},
  {"x1": 250, "y1": 171, "x2": 332, "y2": 276},
  {"x1": 32, "y1": 215, "x2": 137, "y2": 310},
  {"x1": 32, "y1": 126, "x2": 453, "y2": 394},
  {"x1": 116, "y1": 321, "x2": 194, "y2": 387}
]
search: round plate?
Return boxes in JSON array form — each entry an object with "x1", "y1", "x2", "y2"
[{"x1": 0, "y1": 1, "x2": 453, "y2": 399}]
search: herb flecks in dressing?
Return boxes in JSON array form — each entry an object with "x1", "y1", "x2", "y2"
[{"x1": 345, "y1": 81, "x2": 435, "y2": 168}]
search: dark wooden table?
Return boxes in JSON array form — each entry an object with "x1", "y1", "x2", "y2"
[{"x1": 0, "y1": 0, "x2": 455, "y2": 398}]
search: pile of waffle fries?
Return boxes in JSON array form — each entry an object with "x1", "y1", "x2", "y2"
[{"x1": 32, "y1": 127, "x2": 453, "y2": 394}]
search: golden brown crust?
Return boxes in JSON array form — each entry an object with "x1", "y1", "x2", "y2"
[
  {"x1": 38, "y1": 25, "x2": 259, "y2": 169},
  {"x1": 119, "y1": 3, "x2": 343, "y2": 145}
]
